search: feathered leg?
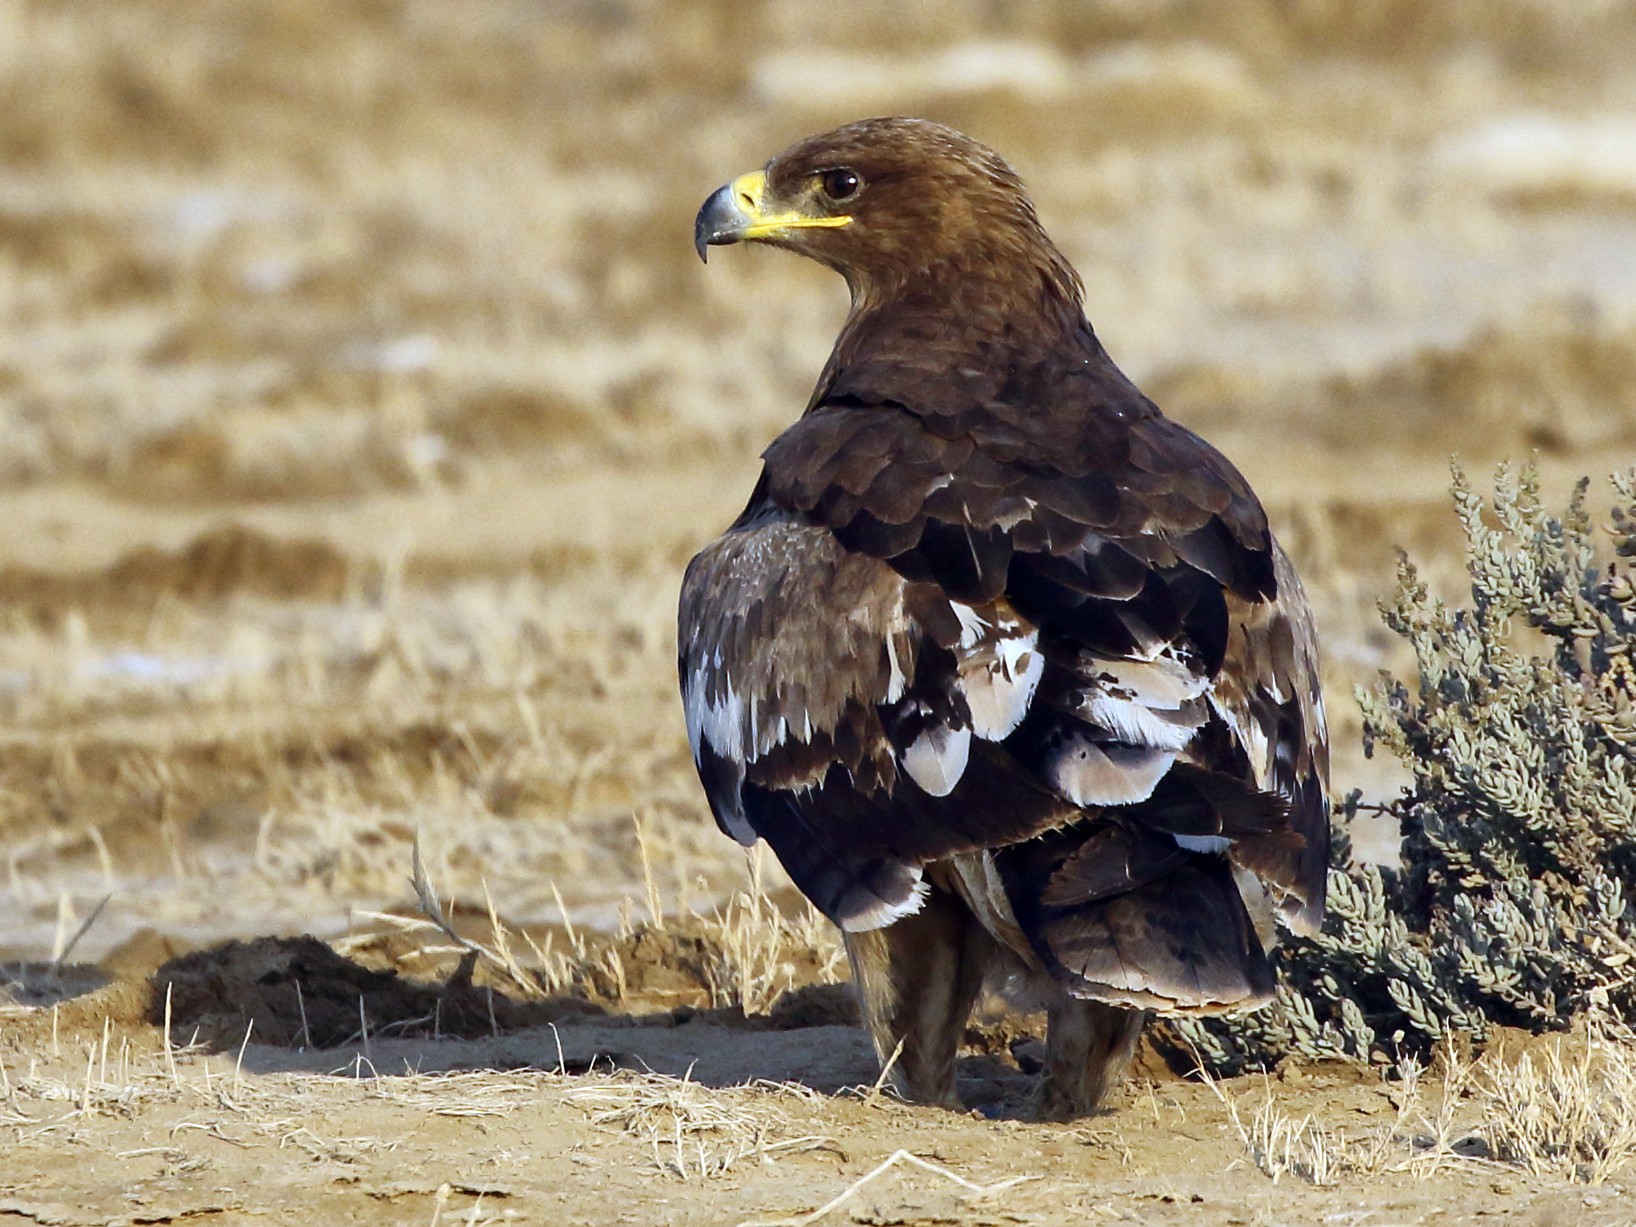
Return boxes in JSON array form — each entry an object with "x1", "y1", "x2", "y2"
[
  {"x1": 1038, "y1": 994, "x2": 1148, "y2": 1119},
  {"x1": 842, "y1": 885, "x2": 990, "y2": 1108}
]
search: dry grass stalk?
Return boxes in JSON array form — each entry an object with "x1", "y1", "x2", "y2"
[
  {"x1": 737, "y1": 1149, "x2": 1035, "y2": 1227},
  {"x1": 398, "y1": 836, "x2": 570, "y2": 1001},
  {"x1": 49, "y1": 890, "x2": 109, "y2": 969},
  {"x1": 633, "y1": 808, "x2": 666, "y2": 932},
  {"x1": 162, "y1": 981, "x2": 178, "y2": 1086},
  {"x1": 857, "y1": 1037, "x2": 906, "y2": 1107}
]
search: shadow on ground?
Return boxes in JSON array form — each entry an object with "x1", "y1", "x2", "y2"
[
  {"x1": 144, "y1": 934, "x2": 1059, "y2": 1110},
  {"x1": 2, "y1": 961, "x2": 113, "y2": 1009}
]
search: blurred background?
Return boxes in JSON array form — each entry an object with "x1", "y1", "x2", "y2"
[{"x1": 3, "y1": 0, "x2": 1635, "y2": 962}]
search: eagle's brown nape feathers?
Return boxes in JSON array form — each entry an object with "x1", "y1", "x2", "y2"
[{"x1": 680, "y1": 117, "x2": 1329, "y2": 1118}]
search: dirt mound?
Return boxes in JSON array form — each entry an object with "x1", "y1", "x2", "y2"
[
  {"x1": 435, "y1": 385, "x2": 601, "y2": 452},
  {"x1": 0, "y1": 961, "x2": 113, "y2": 1009},
  {"x1": 0, "y1": 523, "x2": 354, "y2": 618},
  {"x1": 151, "y1": 935, "x2": 602, "y2": 1050},
  {"x1": 145, "y1": 925, "x2": 865, "y2": 1065},
  {"x1": 1330, "y1": 302, "x2": 1636, "y2": 456}
]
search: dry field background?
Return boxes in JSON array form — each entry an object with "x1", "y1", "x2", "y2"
[{"x1": 4, "y1": 1, "x2": 1636, "y2": 1223}]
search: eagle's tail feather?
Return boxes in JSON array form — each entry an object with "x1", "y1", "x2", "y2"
[
  {"x1": 997, "y1": 825, "x2": 1276, "y2": 1013},
  {"x1": 1041, "y1": 862, "x2": 1275, "y2": 1011}
]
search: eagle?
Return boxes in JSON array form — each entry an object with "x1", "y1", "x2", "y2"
[{"x1": 679, "y1": 118, "x2": 1327, "y2": 1117}]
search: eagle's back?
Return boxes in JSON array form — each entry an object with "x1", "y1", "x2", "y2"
[{"x1": 678, "y1": 332, "x2": 1328, "y2": 1013}]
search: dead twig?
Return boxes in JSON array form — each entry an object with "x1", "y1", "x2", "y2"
[{"x1": 738, "y1": 1149, "x2": 1035, "y2": 1227}]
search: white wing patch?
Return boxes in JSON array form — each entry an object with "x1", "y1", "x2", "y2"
[
  {"x1": 1091, "y1": 652, "x2": 1209, "y2": 708},
  {"x1": 1209, "y1": 694, "x2": 1271, "y2": 790},
  {"x1": 683, "y1": 665, "x2": 749, "y2": 761},
  {"x1": 1174, "y1": 834, "x2": 1233, "y2": 854},
  {"x1": 887, "y1": 601, "x2": 1042, "y2": 795},
  {"x1": 950, "y1": 602, "x2": 1044, "y2": 741},
  {"x1": 1079, "y1": 692, "x2": 1198, "y2": 751},
  {"x1": 838, "y1": 868, "x2": 930, "y2": 932},
  {"x1": 681, "y1": 667, "x2": 758, "y2": 844},
  {"x1": 901, "y1": 724, "x2": 972, "y2": 797},
  {"x1": 884, "y1": 632, "x2": 909, "y2": 702},
  {"x1": 683, "y1": 661, "x2": 820, "y2": 768},
  {"x1": 1049, "y1": 736, "x2": 1176, "y2": 806}
]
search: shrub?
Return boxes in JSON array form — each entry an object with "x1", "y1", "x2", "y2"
[{"x1": 1169, "y1": 463, "x2": 1636, "y2": 1073}]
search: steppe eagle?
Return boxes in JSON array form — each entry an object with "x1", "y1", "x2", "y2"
[{"x1": 679, "y1": 118, "x2": 1327, "y2": 1116}]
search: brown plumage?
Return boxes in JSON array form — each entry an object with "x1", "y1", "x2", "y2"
[{"x1": 680, "y1": 118, "x2": 1328, "y2": 1116}]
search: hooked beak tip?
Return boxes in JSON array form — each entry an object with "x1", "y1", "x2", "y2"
[{"x1": 694, "y1": 182, "x2": 745, "y2": 266}]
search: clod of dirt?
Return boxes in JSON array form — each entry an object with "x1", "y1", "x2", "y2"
[
  {"x1": 767, "y1": 982, "x2": 858, "y2": 1030},
  {"x1": 598, "y1": 925, "x2": 720, "y2": 1006}
]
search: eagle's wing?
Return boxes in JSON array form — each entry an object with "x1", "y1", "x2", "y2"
[
  {"x1": 681, "y1": 393, "x2": 1327, "y2": 1004},
  {"x1": 1206, "y1": 542, "x2": 1330, "y2": 935},
  {"x1": 680, "y1": 503, "x2": 1079, "y2": 931}
]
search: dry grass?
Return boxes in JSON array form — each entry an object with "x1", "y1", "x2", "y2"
[
  {"x1": 1202, "y1": 1027, "x2": 1636, "y2": 1188},
  {"x1": 1200, "y1": 1063, "x2": 1406, "y2": 1186},
  {"x1": 1475, "y1": 1024, "x2": 1636, "y2": 1184},
  {"x1": 697, "y1": 850, "x2": 847, "y2": 1016},
  {"x1": 1216, "y1": 1089, "x2": 1355, "y2": 1185},
  {"x1": 0, "y1": 536, "x2": 732, "y2": 960},
  {"x1": 562, "y1": 1071, "x2": 835, "y2": 1181},
  {"x1": 1204, "y1": 1049, "x2": 1485, "y2": 1186},
  {"x1": 347, "y1": 827, "x2": 846, "y2": 1019}
]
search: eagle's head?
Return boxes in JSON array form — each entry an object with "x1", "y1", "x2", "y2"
[{"x1": 695, "y1": 118, "x2": 1081, "y2": 312}]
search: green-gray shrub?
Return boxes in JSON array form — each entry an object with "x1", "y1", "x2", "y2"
[{"x1": 1166, "y1": 463, "x2": 1636, "y2": 1073}]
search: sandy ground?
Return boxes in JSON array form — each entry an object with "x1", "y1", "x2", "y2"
[
  {"x1": 4, "y1": 1, "x2": 1636, "y2": 1222},
  {"x1": 6, "y1": 934, "x2": 1636, "y2": 1226}
]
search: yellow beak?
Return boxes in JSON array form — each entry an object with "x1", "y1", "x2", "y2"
[{"x1": 694, "y1": 171, "x2": 853, "y2": 262}]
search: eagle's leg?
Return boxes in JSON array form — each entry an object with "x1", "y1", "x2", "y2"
[
  {"x1": 842, "y1": 884, "x2": 990, "y2": 1109},
  {"x1": 1038, "y1": 996, "x2": 1148, "y2": 1119}
]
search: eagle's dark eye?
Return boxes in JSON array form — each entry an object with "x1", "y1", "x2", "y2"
[{"x1": 821, "y1": 168, "x2": 860, "y2": 202}]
